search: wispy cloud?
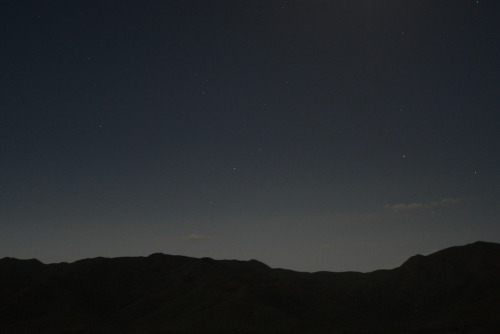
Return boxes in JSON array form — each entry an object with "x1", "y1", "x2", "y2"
[
  {"x1": 384, "y1": 202, "x2": 424, "y2": 213},
  {"x1": 384, "y1": 198, "x2": 461, "y2": 213},
  {"x1": 436, "y1": 198, "x2": 461, "y2": 207}
]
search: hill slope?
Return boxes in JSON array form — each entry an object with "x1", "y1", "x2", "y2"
[{"x1": 1, "y1": 241, "x2": 499, "y2": 333}]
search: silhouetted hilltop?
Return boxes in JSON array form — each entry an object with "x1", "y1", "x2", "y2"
[
  {"x1": 400, "y1": 241, "x2": 500, "y2": 270},
  {"x1": 1, "y1": 241, "x2": 499, "y2": 333}
]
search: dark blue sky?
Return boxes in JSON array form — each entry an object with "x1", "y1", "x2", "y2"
[{"x1": 1, "y1": 0, "x2": 499, "y2": 272}]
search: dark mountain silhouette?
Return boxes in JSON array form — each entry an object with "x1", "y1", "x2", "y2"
[{"x1": 1, "y1": 241, "x2": 499, "y2": 333}]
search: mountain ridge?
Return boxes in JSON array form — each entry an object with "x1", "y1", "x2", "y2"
[{"x1": 1, "y1": 241, "x2": 499, "y2": 333}]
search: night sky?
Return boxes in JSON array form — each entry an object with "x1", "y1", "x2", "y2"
[{"x1": 2, "y1": 1, "x2": 499, "y2": 272}]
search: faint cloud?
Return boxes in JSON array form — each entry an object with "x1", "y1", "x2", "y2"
[
  {"x1": 438, "y1": 198, "x2": 461, "y2": 207},
  {"x1": 384, "y1": 198, "x2": 461, "y2": 213},
  {"x1": 384, "y1": 202, "x2": 424, "y2": 213}
]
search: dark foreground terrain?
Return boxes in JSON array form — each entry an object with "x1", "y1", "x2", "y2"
[{"x1": 1, "y1": 241, "x2": 499, "y2": 333}]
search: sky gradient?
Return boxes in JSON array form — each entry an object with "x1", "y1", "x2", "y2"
[{"x1": 1, "y1": 0, "x2": 499, "y2": 272}]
